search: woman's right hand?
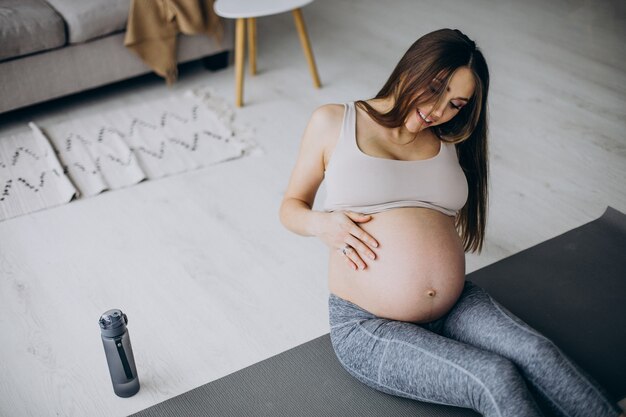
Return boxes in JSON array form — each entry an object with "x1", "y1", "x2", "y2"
[{"x1": 317, "y1": 211, "x2": 379, "y2": 270}]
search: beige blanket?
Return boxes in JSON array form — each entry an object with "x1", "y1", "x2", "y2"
[{"x1": 124, "y1": 0, "x2": 223, "y2": 84}]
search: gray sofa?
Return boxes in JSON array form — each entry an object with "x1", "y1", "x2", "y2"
[{"x1": 0, "y1": 0, "x2": 233, "y2": 114}]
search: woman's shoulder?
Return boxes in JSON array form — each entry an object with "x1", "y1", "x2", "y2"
[
  {"x1": 302, "y1": 103, "x2": 346, "y2": 146},
  {"x1": 299, "y1": 104, "x2": 347, "y2": 164},
  {"x1": 308, "y1": 103, "x2": 345, "y2": 130}
]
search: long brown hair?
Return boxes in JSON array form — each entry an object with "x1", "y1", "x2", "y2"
[{"x1": 356, "y1": 28, "x2": 490, "y2": 253}]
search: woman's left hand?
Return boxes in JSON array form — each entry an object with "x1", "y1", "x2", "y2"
[{"x1": 314, "y1": 210, "x2": 378, "y2": 271}]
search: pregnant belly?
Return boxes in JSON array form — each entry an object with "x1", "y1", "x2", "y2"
[{"x1": 328, "y1": 207, "x2": 466, "y2": 323}]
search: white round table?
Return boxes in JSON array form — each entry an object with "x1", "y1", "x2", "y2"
[{"x1": 214, "y1": 0, "x2": 321, "y2": 107}]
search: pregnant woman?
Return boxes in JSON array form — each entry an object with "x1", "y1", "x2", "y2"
[{"x1": 279, "y1": 29, "x2": 623, "y2": 417}]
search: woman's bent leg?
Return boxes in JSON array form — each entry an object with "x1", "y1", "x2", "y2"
[
  {"x1": 329, "y1": 294, "x2": 542, "y2": 417},
  {"x1": 441, "y1": 281, "x2": 622, "y2": 417}
]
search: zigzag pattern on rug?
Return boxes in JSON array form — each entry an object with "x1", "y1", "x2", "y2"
[{"x1": 0, "y1": 89, "x2": 256, "y2": 222}]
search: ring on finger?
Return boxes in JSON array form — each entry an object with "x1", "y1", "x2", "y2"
[{"x1": 341, "y1": 244, "x2": 351, "y2": 256}]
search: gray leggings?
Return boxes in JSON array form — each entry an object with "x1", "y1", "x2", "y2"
[{"x1": 329, "y1": 281, "x2": 621, "y2": 417}]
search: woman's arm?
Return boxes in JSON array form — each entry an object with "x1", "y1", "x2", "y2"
[
  {"x1": 279, "y1": 105, "x2": 378, "y2": 270},
  {"x1": 279, "y1": 105, "x2": 335, "y2": 236}
]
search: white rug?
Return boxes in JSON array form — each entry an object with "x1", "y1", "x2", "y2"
[
  {"x1": 0, "y1": 88, "x2": 256, "y2": 222},
  {"x1": 0, "y1": 124, "x2": 78, "y2": 221}
]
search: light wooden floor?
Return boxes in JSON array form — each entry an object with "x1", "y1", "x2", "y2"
[{"x1": 1, "y1": 0, "x2": 625, "y2": 416}]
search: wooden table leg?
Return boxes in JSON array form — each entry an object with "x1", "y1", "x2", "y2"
[
  {"x1": 235, "y1": 17, "x2": 246, "y2": 107},
  {"x1": 292, "y1": 8, "x2": 321, "y2": 88},
  {"x1": 247, "y1": 18, "x2": 257, "y2": 75}
]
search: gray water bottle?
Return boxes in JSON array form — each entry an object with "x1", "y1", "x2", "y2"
[{"x1": 99, "y1": 309, "x2": 140, "y2": 397}]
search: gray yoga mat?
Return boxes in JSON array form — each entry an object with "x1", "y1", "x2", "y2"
[{"x1": 131, "y1": 207, "x2": 626, "y2": 417}]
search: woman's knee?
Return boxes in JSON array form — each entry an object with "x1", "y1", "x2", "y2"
[
  {"x1": 490, "y1": 356, "x2": 525, "y2": 388},
  {"x1": 476, "y1": 355, "x2": 522, "y2": 390},
  {"x1": 471, "y1": 356, "x2": 540, "y2": 417},
  {"x1": 514, "y1": 332, "x2": 562, "y2": 368}
]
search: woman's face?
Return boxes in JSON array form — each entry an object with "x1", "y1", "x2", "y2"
[{"x1": 406, "y1": 66, "x2": 476, "y2": 133}]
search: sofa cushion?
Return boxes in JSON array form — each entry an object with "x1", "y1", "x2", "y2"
[
  {"x1": 46, "y1": 0, "x2": 130, "y2": 44},
  {"x1": 0, "y1": 0, "x2": 66, "y2": 62}
]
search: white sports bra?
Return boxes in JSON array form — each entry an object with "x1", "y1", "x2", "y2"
[{"x1": 323, "y1": 102, "x2": 468, "y2": 217}]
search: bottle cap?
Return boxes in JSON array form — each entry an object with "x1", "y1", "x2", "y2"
[{"x1": 99, "y1": 309, "x2": 128, "y2": 338}]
